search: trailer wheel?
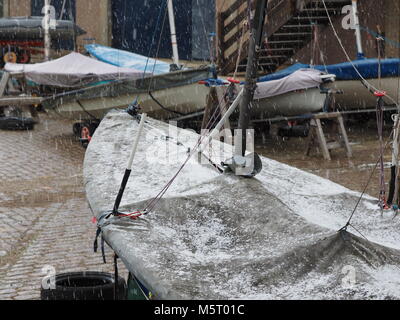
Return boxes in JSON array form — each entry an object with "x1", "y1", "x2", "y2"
[
  {"x1": 73, "y1": 122, "x2": 82, "y2": 136},
  {"x1": 17, "y1": 50, "x2": 31, "y2": 64},
  {"x1": 3, "y1": 51, "x2": 18, "y2": 64},
  {"x1": 80, "y1": 125, "x2": 91, "y2": 148},
  {"x1": 80, "y1": 122, "x2": 99, "y2": 148},
  {"x1": 40, "y1": 271, "x2": 127, "y2": 300}
]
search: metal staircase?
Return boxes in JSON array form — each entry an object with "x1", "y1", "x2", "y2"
[{"x1": 217, "y1": 0, "x2": 351, "y2": 76}]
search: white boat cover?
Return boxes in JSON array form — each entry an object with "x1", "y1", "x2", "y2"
[
  {"x1": 254, "y1": 68, "x2": 324, "y2": 100},
  {"x1": 5, "y1": 52, "x2": 144, "y2": 88},
  {"x1": 84, "y1": 110, "x2": 400, "y2": 300}
]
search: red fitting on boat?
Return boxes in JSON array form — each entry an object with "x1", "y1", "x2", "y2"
[
  {"x1": 374, "y1": 90, "x2": 387, "y2": 97},
  {"x1": 227, "y1": 78, "x2": 240, "y2": 84}
]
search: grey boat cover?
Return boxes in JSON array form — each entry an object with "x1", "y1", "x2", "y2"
[
  {"x1": 84, "y1": 110, "x2": 400, "y2": 300},
  {"x1": 42, "y1": 66, "x2": 213, "y2": 108},
  {"x1": 254, "y1": 68, "x2": 325, "y2": 100},
  {"x1": 5, "y1": 52, "x2": 144, "y2": 88},
  {"x1": 0, "y1": 16, "x2": 85, "y2": 40}
]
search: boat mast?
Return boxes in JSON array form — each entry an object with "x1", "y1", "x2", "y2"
[
  {"x1": 351, "y1": 0, "x2": 364, "y2": 59},
  {"x1": 43, "y1": 0, "x2": 51, "y2": 61},
  {"x1": 167, "y1": 0, "x2": 180, "y2": 68},
  {"x1": 236, "y1": 0, "x2": 268, "y2": 156}
]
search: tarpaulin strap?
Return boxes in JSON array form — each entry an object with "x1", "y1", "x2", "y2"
[
  {"x1": 101, "y1": 236, "x2": 106, "y2": 264},
  {"x1": 114, "y1": 254, "x2": 119, "y2": 299},
  {"x1": 93, "y1": 227, "x2": 101, "y2": 253},
  {"x1": 93, "y1": 227, "x2": 107, "y2": 264}
]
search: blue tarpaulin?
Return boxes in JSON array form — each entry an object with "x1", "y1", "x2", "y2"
[
  {"x1": 258, "y1": 59, "x2": 400, "y2": 82},
  {"x1": 85, "y1": 44, "x2": 171, "y2": 75}
]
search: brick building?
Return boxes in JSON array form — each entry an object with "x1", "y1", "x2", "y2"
[
  {"x1": 0, "y1": 0, "x2": 215, "y2": 61},
  {"x1": 1, "y1": 0, "x2": 399, "y2": 72},
  {"x1": 216, "y1": 0, "x2": 400, "y2": 75}
]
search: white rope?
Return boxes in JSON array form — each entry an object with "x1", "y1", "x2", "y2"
[{"x1": 320, "y1": 0, "x2": 400, "y2": 107}]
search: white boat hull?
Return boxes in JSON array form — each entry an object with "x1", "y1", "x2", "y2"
[
  {"x1": 327, "y1": 77, "x2": 400, "y2": 109},
  {"x1": 252, "y1": 87, "x2": 327, "y2": 118},
  {"x1": 48, "y1": 82, "x2": 210, "y2": 121}
]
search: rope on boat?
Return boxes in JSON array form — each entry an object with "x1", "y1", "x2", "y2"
[
  {"x1": 375, "y1": 38, "x2": 389, "y2": 212},
  {"x1": 319, "y1": 0, "x2": 400, "y2": 229},
  {"x1": 320, "y1": 0, "x2": 400, "y2": 108},
  {"x1": 120, "y1": 85, "x2": 235, "y2": 220}
]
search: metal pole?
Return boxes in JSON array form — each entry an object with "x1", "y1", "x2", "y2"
[
  {"x1": 44, "y1": 0, "x2": 51, "y2": 61},
  {"x1": 113, "y1": 113, "x2": 147, "y2": 214},
  {"x1": 236, "y1": 0, "x2": 268, "y2": 156},
  {"x1": 167, "y1": 0, "x2": 180, "y2": 67},
  {"x1": 199, "y1": 88, "x2": 244, "y2": 153},
  {"x1": 352, "y1": 0, "x2": 364, "y2": 58}
]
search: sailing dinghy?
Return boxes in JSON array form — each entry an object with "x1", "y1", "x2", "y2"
[
  {"x1": 84, "y1": 0, "x2": 400, "y2": 300},
  {"x1": 84, "y1": 109, "x2": 400, "y2": 299}
]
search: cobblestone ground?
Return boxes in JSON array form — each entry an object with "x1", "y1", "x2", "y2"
[{"x1": 0, "y1": 115, "x2": 127, "y2": 300}]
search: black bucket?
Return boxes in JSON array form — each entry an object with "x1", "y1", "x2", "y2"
[{"x1": 40, "y1": 271, "x2": 127, "y2": 300}]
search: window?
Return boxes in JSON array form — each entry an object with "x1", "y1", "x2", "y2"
[{"x1": 31, "y1": 0, "x2": 76, "y2": 20}]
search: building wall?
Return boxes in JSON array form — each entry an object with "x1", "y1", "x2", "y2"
[
  {"x1": 291, "y1": 0, "x2": 386, "y2": 66},
  {"x1": 9, "y1": 0, "x2": 30, "y2": 16},
  {"x1": 385, "y1": 0, "x2": 400, "y2": 58},
  {"x1": 75, "y1": 0, "x2": 111, "y2": 49},
  {"x1": 4, "y1": 0, "x2": 111, "y2": 50}
]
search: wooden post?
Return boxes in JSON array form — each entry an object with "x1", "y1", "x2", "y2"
[
  {"x1": 337, "y1": 115, "x2": 352, "y2": 158},
  {"x1": 0, "y1": 72, "x2": 10, "y2": 97},
  {"x1": 306, "y1": 113, "x2": 353, "y2": 161},
  {"x1": 216, "y1": 86, "x2": 231, "y2": 130},
  {"x1": 315, "y1": 118, "x2": 331, "y2": 161},
  {"x1": 201, "y1": 87, "x2": 218, "y2": 131}
]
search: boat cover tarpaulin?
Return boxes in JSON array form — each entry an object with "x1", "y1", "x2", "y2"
[
  {"x1": 254, "y1": 69, "x2": 324, "y2": 100},
  {"x1": 84, "y1": 110, "x2": 400, "y2": 299},
  {"x1": 0, "y1": 16, "x2": 85, "y2": 40},
  {"x1": 259, "y1": 58, "x2": 400, "y2": 82},
  {"x1": 42, "y1": 66, "x2": 213, "y2": 106},
  {"x1": 85, "y1": 44, "x2": 171, "y2": 75},
  {"x1": 5, "y1": 52, "x2": 144, "y2": 88}
]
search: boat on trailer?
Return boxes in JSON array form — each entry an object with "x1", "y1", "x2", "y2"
[
  {"x1": 258, "y1": 59, "x2": 400, "y2": 111},
  {"x1": 40, "y1": 65, "x2": 214, "y2": 121},
  {"x1": 251, "y1": 68, "x2": 335, "y2": 118},
  {"x1": 257, "y1": 0, "x2": 400, "y2": 111}
]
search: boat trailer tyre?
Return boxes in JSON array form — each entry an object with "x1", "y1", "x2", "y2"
[
  {"x1": 79, "y1": 122, "x2": 99, "y2": 148},
  {"x1": 40, "y1": 271, "x2": 127, "y2": 300}
]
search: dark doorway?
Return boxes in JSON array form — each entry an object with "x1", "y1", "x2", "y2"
[{"x1": 111, "y1": 0, "x2": 192, "y2": 60}]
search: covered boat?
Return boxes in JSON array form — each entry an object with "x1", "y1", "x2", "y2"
[
  {"x1": 0, "y1": 16, "x2": 85, "y2": 40},
  {"x1": 252, "y1": 68, "x2": 335, "y2": 118},
  {"x1": 4, "y1": 52, "x2": 145, "y2": 88},
  {"x1": 259, "y1": 59, "x2": 400, "y2": 110},
  {"x1": 85, "y1": 44, "x2": 171, "y2": 75},
  {"x1": 84, "y1": 109, "x2": 400, "y2": 299},
  {"x1": 40, "y1": 65, "x2": 213, "y2": 121}
]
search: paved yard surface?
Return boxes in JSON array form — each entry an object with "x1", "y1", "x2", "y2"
[{"x1": 0, "y1": 115, "x2": 127, "y2": 300}]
